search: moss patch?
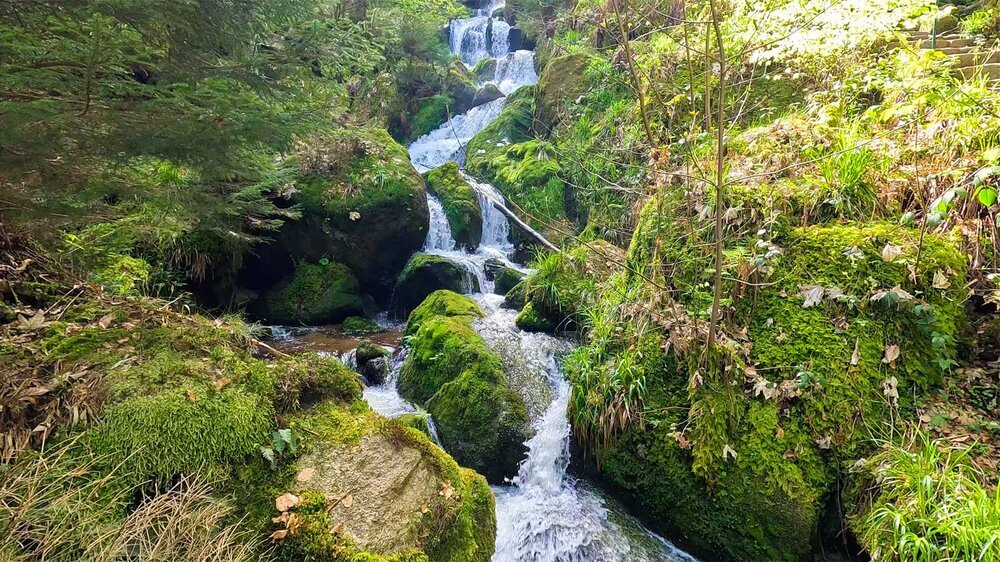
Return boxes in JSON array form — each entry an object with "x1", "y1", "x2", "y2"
[
  {"x1": 258, "y1": 261, "x2": 364, "y2": 325},
  {"x1": 404, "y1": 289, "x2": 485, "y2": 337},
  {"x1": 424, "y1": 162, "x2": 483, "y2": 250},
  {"x1": 399, "y1": 291, "x2": 529, "y2": 481}
]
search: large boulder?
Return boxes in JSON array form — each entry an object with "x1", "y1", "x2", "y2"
[
  {"x1": 471, "y1": 83, "x2": 505, "y2": 108},
  {"x1": 257, "y1": 261, "x2": 364, "y2": 325},
  {"x1": 567, "y1": 199, "x2": 969, "y2": 560},
  {"x1": 425, "y1": 162, "x2": 484, "y2": 250},
  {"x1": 534, "y1": 53, "x2": 597, "y2": 133},
  {"x1": 268, "y1": 403, "x2": 496, "y2": 561},
  {"x1": 395, "y1": 253, "x2": 479, "y2": 312},
  {"x1": 399, "y1": 291, "x2": 531, "y2": 482},
  {"x1": 240, "y1": 127, "x2": 429, "y2": 305}
]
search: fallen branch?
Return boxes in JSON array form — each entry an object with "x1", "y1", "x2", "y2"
[
  {"x1": 490, "y1": 201, "x2": 561, "y2": 253},
  {"x1": 254, "y1": 338, "x2": 291, "y2": 359}
]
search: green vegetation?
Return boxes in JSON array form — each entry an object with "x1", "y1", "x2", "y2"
[
  {"x1": 424, "y1": 162, "x2": 484, "y2": 250},
  {"x1": 399, "y1": 291, "x2": 530, "y2": 482}
]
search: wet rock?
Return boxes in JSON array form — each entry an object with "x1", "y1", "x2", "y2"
[
  {"x1": 471, "y1": 58, "x2": 497, "y2": 82},
  {"x1": 494, "y1": 266, "x2": 524, "y2": 296},
  {"x1": 394, "y1": 253, "x2": 479, "y2": 312},
  {"x1": 355, "y1": 341, "x2": 390, "y2": 385},
  {"x1": 507, "y1": 26, "x2": 525, "y2": 51},
  {"x1": 471, "y1": 83, "x2": 505, "y2": 108}
]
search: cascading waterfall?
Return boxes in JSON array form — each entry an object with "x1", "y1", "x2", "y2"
[{"x1": 375, "y1": 3, "x2": 698, "y2": 559}]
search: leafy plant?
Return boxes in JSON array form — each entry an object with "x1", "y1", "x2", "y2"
[{"x1": 261, "y1": 429, "x2": 298, "y2": 469}]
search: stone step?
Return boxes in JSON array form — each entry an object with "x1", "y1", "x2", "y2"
[
  {"x1": 913, "y1": 38, "x2": 981, "y2": 49},
  {"x1": 950, "y1": 50, "x2": 1000, "y2": 66},
  {"x1": 955, "y1": 63, "x2": 1000, "y2": 81},
  {"x1": 906, "y1": 31, "x2": 965, "y2": 41}
]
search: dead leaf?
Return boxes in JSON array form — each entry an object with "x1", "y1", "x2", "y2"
[
  {"x1": 269, "y1": 529, "x2": 289, "y2": 541},
  {"x1": 850, "y1": 340, "x2": 860, "y2": 366},
  {"x1": 722, "y1": 444, "x2": 738, "y2": 460},
  {"x1": 881, "y1": 243, "x2": 903, "y2": 262},
  {"x1": 420, "y1": 502, "x2": 429, "y2": 514},
  {"x1": 439, "y1": 481, "x2": 454, "y2": 500},
  {"x1": 673, "y1": 432, "x2": 691, "y2": 450},
  {"x1": 17, "y1": 311, "x2": 48, "y2": 331},
  {"x1": 185, "y1": 389, "x2": 197, "y2": 403},
  {"x1": 883, "y1": 344, "x2": 900, "y2": 368},
  {"x1": 340, "y1": 494, "x2": 354, "y2": 508},
  {"x1": 798, "y1": 285, "x2": 824, "y2": 308},
  {"x1": 331, "y1": 521, "x2": 345, "y2": 534},
  {"x1": 932, "y1": 270, "x2": 951, "y2": 289},
  {"x1": 882, "y1": 376, "x2": 899, "y2": 407},
  {"x1": 296, "y1": 467, "x2": 315, "y2": 482},
  {"x1": 815, "y1": 436, "x2": 832, "y2": 449},
  {"x1": 275, "y1": 493, "x2": 299, "y2": 512},
  {"x1": 776, "y1": 427, "x2": 785, "y2": 439},
  {"x1": 213, "y1": 378, "x2": 231, "y2": 391},
  {"x1": 97, "y1": 314, "x2": 114, "y2": 329},
  {"x1": 349, "y1": 211, "x2": 361, "y2": 221}
]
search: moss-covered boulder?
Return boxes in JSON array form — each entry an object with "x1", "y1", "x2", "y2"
[
  {"x1": 240, "y1": 127, "x2": 429, "y2": 302},
  {"x1": 425, "y1": 162, "x2": 484, "y2": 250},
  {"x1": 275, "y1": 404, "x2": 496, "y2": 561},
  {"x1": 395, "y1": 253, "x2": 479, "y2": 312},
  {"x1": 355, "y1": 341, "x2": 390, "y2": 385},
  {"x1": 472, "y1": 83, "x2": 504, "y2": 108},
  {"x1": 494, "y1": 266, "x2": 524, "y2": 296},
  {"x1": 514, "y1": 301, "x2": 555, "y2": 332},
  {"x1": 399, "y1": 291, "x2": 530, "y2": 482},
  {"x1": 534, "y1": 53, "x2": 597, "y2": 133},
  {"x1": 567, "y1": 197, "x2": 969, "y2": 560},
  {"x1": 472, "y1": 58, "x2": 497, "y2": 82},
  {"x1": 257, "y1": 261, "x2": 364, "y2": 325}
]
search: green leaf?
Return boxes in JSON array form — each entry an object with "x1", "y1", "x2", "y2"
[{"x1": 976, "y1": 187, "x2": 997, "y2": 207}]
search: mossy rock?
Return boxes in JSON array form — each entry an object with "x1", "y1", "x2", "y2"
[
  {"x1": 568, "y1": 202, "x2": 970, "y2": 560},
  {"x1": 447, "y1": 60, "x2": 478, "y2": 113},
  {"x1": 411, "y1": 94, "x2": 454, "y2": 140},
  {"x1": 258, "y1": 261, "x2": 364, "y2": 325},
  {"x1": 242, "y1": 127, "x2": 429, "y2": 301},
  {"x1": 396, "y1": 412, "x2": 433, "y2": 438},
  {"x1": 424, "y1": 162, "x2": 484, "y2": 250},
  {"x1": 471, "y1": 83, "x2": 505, "y2": 108},
  {"x1": 342, "y1": 315, "x2": 381, "y2": 335},
  {"x1": 399, "y1": 292, "x2": 530, "y2": 481},
  {"x1": 514, "y1": 302, "x2": 555, "y2": 332},
  {"x1": 534, "y1": 53, "x2": 598, "y2": 133},
  {"x1": 471, "y1": 58, "x2": 497, "y2": 82},
  {"x1": 405, "y1": 289, "x2": 486, "y2": 337},
  {"x1": 395, "y1": 253, "x2": 479, "y2": 313},
  {"x1": 277, "y1": 402, "x2": 495, "y2": 561},
  {"x1": 356, "y1": 341, "x2": 391, "y2": 384},
  {"x1": 494, "y1": 266, "x2": 524, "y2": 296},
  {"x1": 274, "y1": 352, "x2": 363, "y2": 413},
  {"x1": 466, "y1": 96, "x2": 571, "y2": 242}
]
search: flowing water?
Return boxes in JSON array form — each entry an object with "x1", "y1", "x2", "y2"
[
  {"x1": 273, "y1": 3, "x2": 697, "y2": 558},
  {"x1": 410, "y1": 5, "x2": 696, "y2": 560}
]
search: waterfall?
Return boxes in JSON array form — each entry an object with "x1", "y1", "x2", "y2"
[
  {"x1": 492, "y1": 50, "x2": 539, "y2": 94},
  {"x1": 424, "y1": 194, "x2": 458, "y2": 252},
  {"x1": 409, "y1": 98, "x2": 506, "y2": 172}
]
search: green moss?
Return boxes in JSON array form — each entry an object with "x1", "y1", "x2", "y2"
[
  {"x1": 274, "y1": 353, "x2": 362, "y2": 413},
  {"x1": 514, "y1": 302, "x2": 555, "y2": 332},
  {"x1": 471, "y1": 58, "x2": 497, "y2": 82},
  {"x1": 395, "y1": 254, "x2": 477, "y2": 312},
  {"x1": 85, "y1": 387, "x2": 273, "y2": 488},
  {"x1": 342, "y1": 315, "x2": 381, "y2": 335},
  {"x1": 259, "y1": 261, "x2": 364, "y2": 325},
  {"x1": 533, "y1": 53, "x2": 597, "y2": 133},
  {"x1": 404, "y1": 289, "x2": 485, "y2": 337},
  {"x1": 395, "y1": 413, "x2": 433, "y2": 437},
  {"x1": 356, "y1": 341, "x2": 390, "y2": 365},
  {"x1": 410, "y1": 95, "x2": 453, "y2": 140},
  {"x1": 284, "y1": 126, "x2": 428, "y2": 296},
  {"x1": 399, "y1": 292, "x2": 529, "y2": 481},
  {"x1": 424, "y1": 162, "x2": 483, "y2": 250},
  {"x1": 521, "y1": 240, "x2": 620, "y2": 331},
  {"x1": 493, "y1": 266, "x2": 524, "y2": 296}
]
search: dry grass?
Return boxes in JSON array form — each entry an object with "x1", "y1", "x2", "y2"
[{"x1": 0, "y1": 443, "x2": 268, "y2": 562}]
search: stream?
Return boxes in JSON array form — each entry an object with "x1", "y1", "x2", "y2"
[{"x1": 273, "y1": 2, "x2": 697, "y2": 559}]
